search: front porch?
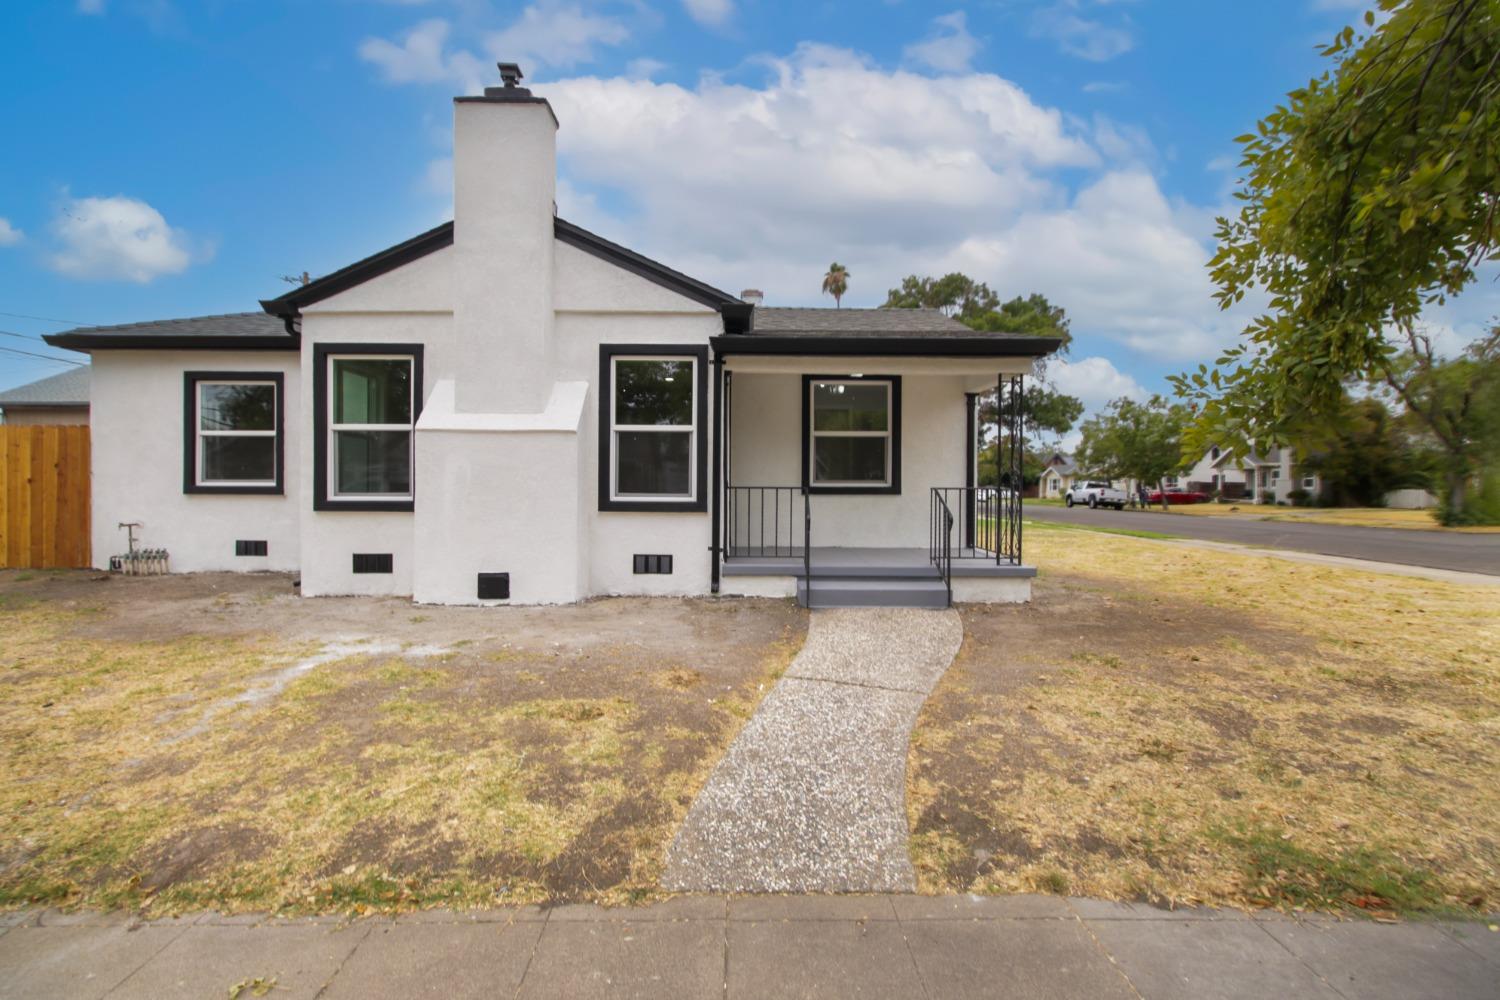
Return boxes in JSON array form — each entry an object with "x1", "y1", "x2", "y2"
[
  {"x1": 721, "y1": 544, "x2": 1036, "y2": 609},
  {"x1": 709, "y1": 355, "x2": 1035, "y2": 606}
]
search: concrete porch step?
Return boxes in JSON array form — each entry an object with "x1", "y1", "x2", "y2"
[{"x1": 798, "y1": 576, "x2": 949, "y2": 609}]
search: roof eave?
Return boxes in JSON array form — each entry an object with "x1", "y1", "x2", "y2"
[
  {"x1": 709, "y1": 335, "x2": 1062, "y2": 358},
  {"x1": 41, "y1": 334, "x2": 298, "y2": 351}
]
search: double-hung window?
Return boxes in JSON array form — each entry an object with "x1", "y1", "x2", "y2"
[
  {"x1": 598, "y1": 345, "x2": 708, "y2": 512},
  {"x1": 804, "y1": 376, "x2": 901, "y2": 493},
  {"x1": 183, "y1": 371, "x2": 283, "y2": 494},
  {"x1": 313, "y1": 344, "x2": 423, "y2": 511}
]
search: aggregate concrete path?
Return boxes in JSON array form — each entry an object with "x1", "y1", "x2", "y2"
[
  {"x1": 663, "y1": 607, "x2": 964, "y2": 893},
  {"x1": 3, "y1": 898, "x2": 1495, "y2": 1000}
]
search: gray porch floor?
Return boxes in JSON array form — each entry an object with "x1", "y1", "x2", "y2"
[{"x1": 723, "y1": 545, "x2": 1036, "y2": 579}]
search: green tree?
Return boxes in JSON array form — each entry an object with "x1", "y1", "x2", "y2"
[
  {"x1": 1171, "y1": 0, "x2": 1500, "y2": 523},
  {"x1": 821, "y1": 262, "x2": 850, "y2": 308},
  {"x1": 882, "y1": 273, "x2": 998, "y2": 318},
  {"x1": 1294, "y1": 393, "x2": 1439, "y2": 507},
  {"x1": 1077, "y1": 395, "x2": 1192, "y2": 510}
]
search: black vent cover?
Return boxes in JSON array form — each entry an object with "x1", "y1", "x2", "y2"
[
  {"x1": 478, "y1": 573, "x2": 510, "y2": 600},
  {"x1": 633, "y1": 554, "x2": 673, "y2": 575},
  {"x1": 352, "y1": 553, "x2": 393, "y2": 574},
  {"x1": 235, "y1": 540, "x2": 268, "y2": 557}
]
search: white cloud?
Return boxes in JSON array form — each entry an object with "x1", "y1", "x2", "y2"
[
  {"x1": 903, "y1": 11, "x2": 981, "y2": 74},
  {"x1": 76, "y1": 0, "x2": 105, "y2": 13},
  {"x1": 536, "y1": 48, "x2": 1233, "y2": 362},
  {"x1": 361, "y1": 4, "x2": 632, "y2": 93},
  {"x1": 359, "y1": 19, "x2": 488, "y2": 93},
  {"x1": 1048, "y1": 355, "x2": 1147, "y2": 411},
  {"x1": 1081, "y1": 80, "x2": 1126, "y2": 94},
  {"x1": 1031, "y1": 3, "x2": 1134, "y2": 62},
  {"x1": 48, "y1": 194, "x2": 198, "y2": 283},
  {"x1": 0, "y1": 218, "x2": 22, "y2": 246},
  {"x1": 376, "y1": 39, "x2": 1246, "y2": 370},
  {"x1": 486, "y1": 2, "x2": 630, "y2": 71},
  {"x1": 626, "y1": 57, "x2": 667, "y2": 80},
  {"x1": 682, "y1": 0, "x2": 733, "y2": 28}
]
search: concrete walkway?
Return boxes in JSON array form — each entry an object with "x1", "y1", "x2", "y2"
[
  {"x1": 663, "y1": 608, "x2": 964, "y2": 893},
  {"x1": 3, "y1": 897, "x2": 1495, "y2": 999}
]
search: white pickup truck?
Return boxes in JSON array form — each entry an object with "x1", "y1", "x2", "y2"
[{"x1": 1064, "y1": 480, "x2": 1128, "y2": 509}]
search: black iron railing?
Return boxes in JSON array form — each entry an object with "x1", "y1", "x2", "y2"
[
  {"x1": 930, "y1": 490, "x2": 954, "y2": 607},
  {"x1": 725, "y1": 486, "x2": 809, "y2": 559},
  {"x1": 930, "y1": 487, "x2": 1021, "y2": 565}
]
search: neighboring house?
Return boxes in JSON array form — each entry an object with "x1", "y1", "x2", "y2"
[
  {"x1": 0, "y1": 367, "x2": 89, "y2": 426},
  {"x1": 44, "y1": 65, "x2": 1058, "y2": 608},
  {"x1": 1036, "y1": 452, "x2": 1077, "y2": 499},
  {"x1": 1185, "y1": 444, "x2": 1320, "y2": 504}
]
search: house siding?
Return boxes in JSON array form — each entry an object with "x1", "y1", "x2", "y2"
[{"x1": 88, "y1": 350, "x2": 300, "y2": 573}]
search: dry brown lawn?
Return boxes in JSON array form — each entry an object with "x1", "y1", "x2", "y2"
[
  {"x1": 908, "y1": 523, "x2": 1500, "y2": 916},
  {"x1": 0, "y1": 572, "x2": 803, "y2": 915}
]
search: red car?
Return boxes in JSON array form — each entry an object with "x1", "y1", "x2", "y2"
[{"x1": 1146, "y1": 488, "x2": 1209, "y2": 505}]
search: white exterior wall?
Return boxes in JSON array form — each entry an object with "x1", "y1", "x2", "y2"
[
  {"x1": 295, "y1": 310, "x2": 448, "y2": 597},
  {"x1": 727, "y1": 371, "x2": 970, "y2": 549},
  {"x1": 88, "y1": 350, "x2": 300, "y2": 572},
  {"x1": 555, "y1": 243, "x2": 723, "y2": 597}
]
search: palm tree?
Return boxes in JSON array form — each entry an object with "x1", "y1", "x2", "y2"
[{"x1": 822, "y1": 262, "x2": 849, "y2": 308}]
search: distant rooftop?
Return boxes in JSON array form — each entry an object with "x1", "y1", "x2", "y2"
[
  {"x1": 0, "y1": 366, "x2": 90, "y2": 408},
  {"x1": 45, "y1": 313, "x2": 292, "y2": 351}
]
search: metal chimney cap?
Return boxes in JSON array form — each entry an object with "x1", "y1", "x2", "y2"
[
  {"x1": 740, "y1": 288, "x2": 764, "y2": 306},
  {"x1": 498, "y1": 62, "x2": 524, "y2": 87}
]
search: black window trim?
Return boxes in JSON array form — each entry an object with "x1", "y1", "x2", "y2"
[
  {"x1": 182, "y1": 370, "x2": 285, "y2": 496},
  {"x1": 598, "y1": 343, "x2": 709, "y2": 513},
  {"x1": 313, "y1": 342, "x2": 424, "y2": 513},
  {"x1": 801, "y1": 373, "x2": 902, "y2": 496}
]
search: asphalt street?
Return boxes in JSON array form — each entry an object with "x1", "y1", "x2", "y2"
[{"x1": 1025, "y1": 503, "x2": 1500, "y2": 576}]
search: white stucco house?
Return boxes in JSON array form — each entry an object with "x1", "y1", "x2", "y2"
[
  {"x1": 1036, "y1": 452, "x2": 1078, "y2": 499},
  {"x1": 45, "y1": 65, "x2": 1056, "y2": 608},
  {"x1": 1182, "y1": 445, "x2": 1320, "y2": 504}
]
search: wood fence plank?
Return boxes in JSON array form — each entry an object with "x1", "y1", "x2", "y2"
[
  {"x1": 41, "y1": 427, "x2": 59, "y2": 566},
  {"x1": 0, "y1": 429, "x2": 8, "y2": 568},
  {"x1": 79, "y1": 427, "x2": 91, "y2": 567},
  {"x1": 0, "y1": 425, "x2": 92, "y2": 570}
]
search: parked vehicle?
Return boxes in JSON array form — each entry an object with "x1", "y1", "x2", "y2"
[
  {"x1": 1146, "y1": 488, "x2": 1210, "y2": 505},
  {"x1": 1064, "y1": 481, "x2": 1128, "y2": 509}
]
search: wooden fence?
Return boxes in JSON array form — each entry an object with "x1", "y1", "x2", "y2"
[{"x1": 0, "y1": 425, "x2": 91, "y2": 569}]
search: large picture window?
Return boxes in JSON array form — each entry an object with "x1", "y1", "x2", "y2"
[
  {"x1": 183, "y1": 371, "x2": 283, "y2": 495},
  {"x1": 313, "y1": 344, "x2": 423, "y2": 512},
  {"x1": 802, "y1": 375, "x2": 901, "y2": 494},
  {"x1": 598, "y1": 344, "x2": 708, "y2": 512}
]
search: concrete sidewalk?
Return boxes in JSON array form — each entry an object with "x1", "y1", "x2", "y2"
[{"x1": 1, "y1": 896, "x2": 1495, "y2": 1000}]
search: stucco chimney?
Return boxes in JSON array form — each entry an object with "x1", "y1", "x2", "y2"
[
  {"x1": 451, "y1": 62, "x2": 559, "y2": 412},
  {"x1": 740, "y1": 289, "x2": 764, "y2": 307}
]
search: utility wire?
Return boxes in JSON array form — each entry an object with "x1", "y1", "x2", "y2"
[
  {"x1": 0, "y1": 310, "x2": 84, "y2": 326},
  {"x1": 0, "y1": 344, "x2": 85, "y2": 366},
  {"x1": 0, "y1": 328, "x2": 51, "y2": 342}
]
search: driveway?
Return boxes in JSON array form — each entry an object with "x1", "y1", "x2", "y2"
[{"x1": 1026, "y1": 503, "x2": 1500, "y2": 575}]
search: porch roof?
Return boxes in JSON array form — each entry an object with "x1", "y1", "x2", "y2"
[{"x1": 715, "y1": 308, "x2": 1061, "y2": 358}]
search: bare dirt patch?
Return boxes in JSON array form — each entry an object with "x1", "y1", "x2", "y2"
[
  {"x1": 908, "y1": 524, "x2": 1500, "y2": 916},
  {"x1": 0, "y1": 571, "x2": 805, "y2": 914}
]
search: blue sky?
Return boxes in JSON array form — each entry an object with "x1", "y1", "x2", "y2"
[{"x1": 2, "y1": 0, "x2": 1492, "y2": 445}]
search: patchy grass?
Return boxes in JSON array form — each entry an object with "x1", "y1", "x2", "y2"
[
  {"x1": 0, "y1": 571, "x2": 805, "y2": 915},
  {"x1": 908, "y1": 522, "x2": 1500, "y2": 917},
  {"x1": 1017, "y1": 517, "x2": 1178, "y2": 542}
]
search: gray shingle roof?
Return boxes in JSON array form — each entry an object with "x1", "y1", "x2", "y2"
[
  {"x1": 45, "y1": 312, "x2": 292, "y2": 350},
  {"x1": 748, "y1": 307, "x2": 1058, "y2": 345},
  {"x1": 0, "y1": 366, "x2": 90, "y2": 407},
  {"x1": 751, "y1": 307, "x2": 972, "y2": 336}
]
